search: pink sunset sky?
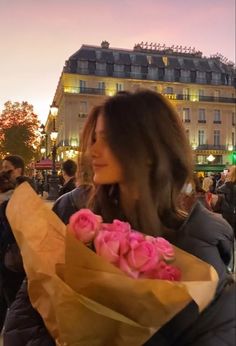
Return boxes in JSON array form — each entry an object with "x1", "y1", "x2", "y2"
[{"x1": 0, "y1": 0, "x2": 235, "y2": 123}]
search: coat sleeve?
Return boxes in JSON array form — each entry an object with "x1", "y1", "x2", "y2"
[{"x1": 3, "y1": 280, "x2": 55, "y2": 346}]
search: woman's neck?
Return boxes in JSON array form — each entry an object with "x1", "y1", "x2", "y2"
[{"x1": 118, "y1": 183, "x2": 138, "y2": 216}]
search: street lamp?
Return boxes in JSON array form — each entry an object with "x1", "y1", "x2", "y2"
[
  {"x1": 39, "y1": 123, "x2": 47, "y2": 158},
  {"x1": 47, "y1": 102, "x2": 60, "y2": 200}
]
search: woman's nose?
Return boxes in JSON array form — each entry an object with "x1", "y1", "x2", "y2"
[{"x1": 90, "y1": 142, "x2": 100, "y2": 158}]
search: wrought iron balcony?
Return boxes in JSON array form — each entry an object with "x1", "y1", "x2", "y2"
[{"x1": 196, "y1": 144, "x2": 227, "y2": 150}]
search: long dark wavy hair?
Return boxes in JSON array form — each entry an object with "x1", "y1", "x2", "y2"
[{"x1": 80, "y1": 90, "x2": 193, "y2": 236}]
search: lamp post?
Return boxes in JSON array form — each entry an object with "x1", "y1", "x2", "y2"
[
  {"x1": 47, "y1": 102, "x2": 60, "y2": 200},
  {"x1": 39, "y1": 124, "x2": 46, "y2": 158}
]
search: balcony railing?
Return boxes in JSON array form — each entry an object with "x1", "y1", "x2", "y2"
[
  {"x1": 196, "y1": 144, "x2": 227, "y2": 150},
  {"x1": 64, "y1": 86, "x2": 106, "y2": 95},
  {"x1": 175, "y1": 94, "x2": 235, "y2": 104},
  {"x1": 199, "y1": 95, "x2": 235, "y2": 103},
  {"x1": 63, "y1": 87, "x2": 236, "y2": 104}
]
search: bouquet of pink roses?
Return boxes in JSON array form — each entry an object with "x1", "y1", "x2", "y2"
[
  {"x1": 69, "y1": 209, "x2": 181, "y2": 280},
  {"x1": 6, "y1": 183, "x2": 219, "y2": 346}
]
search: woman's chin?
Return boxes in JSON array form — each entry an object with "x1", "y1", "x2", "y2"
[{"x1": 93, "y1": 175, "x2": 117, "y2": 185}]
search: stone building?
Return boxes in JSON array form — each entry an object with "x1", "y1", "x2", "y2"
[{"x1": 45, "y1": 41, "x2": 236, "y2": 171}]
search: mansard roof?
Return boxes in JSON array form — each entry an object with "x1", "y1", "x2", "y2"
[{"x1": 64, "y1": 43, "x2": 235, "y2": 82}]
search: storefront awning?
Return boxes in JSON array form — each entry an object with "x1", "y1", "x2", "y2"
[
  {"x1": 34, "y1": 159, "x2": 61, "y2": 170},
  {"x1": 194, "y1": 164, "x2": 226, "y2": 172}
]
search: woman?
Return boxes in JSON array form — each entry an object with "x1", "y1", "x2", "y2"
[{"x1": 4, "y1": 90, "x2": 235, "y2": 345}]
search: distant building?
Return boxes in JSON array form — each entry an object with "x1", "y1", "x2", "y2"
[{"x1": 46, "y1": 41, "x2": 236, "y2": 171}]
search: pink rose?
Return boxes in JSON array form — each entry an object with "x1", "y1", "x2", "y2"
[
  {"x1": 100, "y1": 220, "x2": 131, "y2": 234},
  {"x1": 119, "y1": 256, "x2": 140, "y2": 278},
  {"x1": 141, "y1": 261, "x2": 181, "y2": 281},
  {"x1": 111, "y1": 220, "x2": 131, "y2": 233},
  {"x1": 152, "y1": 237, "x2": 175, "y2": 262},
  {"x1": 129, "y1": 231, "x2": 145, "y2": 247},
  {"x1": 94, "y1": 230, "x2": 129, "y2": 264},
  {"x1": 156, "y1": 261, "x2": 181, "y2": 281},
  {"x1": 69, "y1": 209, "x2": 102, "y2": 243},
  {"x1": 123, "y1": 238, "x2": 159, "y2": 273}
]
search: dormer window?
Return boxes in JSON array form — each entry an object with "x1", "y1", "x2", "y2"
[
  {"x1": 77, "y1": 60, "x2": 88, "y2": 71},
  {"x1": 147, "y1": 55, "x2": 152, "y2": 64},
  {"x1": 162, "y1": 56, "x2": 168, "y2": 66}
]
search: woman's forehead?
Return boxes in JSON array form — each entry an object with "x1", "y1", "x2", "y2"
[{"x1": 95, "y1": 114, "x2": 105, "y2": 132}]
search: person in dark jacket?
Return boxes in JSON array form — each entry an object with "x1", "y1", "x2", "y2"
[
  {"x1": 0, "y1": 174, "x2": 27, "y2": 332},
  {"x1": 217, "y1": 166, "x2": 236, "y2": 236},
  {"x1": 58, "y1": 159, "x2": 77, "y2": 197},
  {"x1": 3, "y1": 91, "x2": 235, "y2": 345},
  {"x1": 53, "y1": 184, "x2": 93, "y2": 224}
]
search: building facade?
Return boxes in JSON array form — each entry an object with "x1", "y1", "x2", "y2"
[{"x1": 46, "y1": 41, "x2": 236, "y2": 171}]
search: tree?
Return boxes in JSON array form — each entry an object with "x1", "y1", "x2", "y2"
[{"x1": 0, "y1": 101, "x2": 40, "y2": 164}]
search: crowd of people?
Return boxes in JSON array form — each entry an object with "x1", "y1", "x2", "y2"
[{"x1": 0, "y1": 90, "x2": 235, "y2": 345}]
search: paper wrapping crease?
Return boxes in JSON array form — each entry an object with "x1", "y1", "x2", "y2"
[{"x1": 6, "y1": 183, "x2": 219, "y2": 346}]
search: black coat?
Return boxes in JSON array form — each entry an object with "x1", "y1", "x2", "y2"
[
  {"x1": 0, "y1": 200, "x2": 25, "y2": 331},
  {"x1": 217, "y1": 181, "x2": 236, "y2": 234},
  {"x1": 58, "y1": 177, "x2": 76, "y2": 197},
  {"x1": 3, "y1": 199, "x2": 235, "y2": 345}
]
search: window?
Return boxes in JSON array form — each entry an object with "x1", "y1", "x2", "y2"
[
  {"x1": 199, "y1": 89, "x2": 204, "y2": 97},
  {"x1": 96, "y1": 62, "x2": 106, "y2": 71},
  {"x1": 131, "y1": 65, "x2": 141, "y2": 77},
  {"x1": 183, "y1": 88, "x2": 189, "y2": 100},
  {"x1": 183, "y1": 108, "x2": 190, "y2": 122},
  {"x1": 213, "y1": 109, "x2": 221, "y2": 123},
  {"x1": 198, "y1": 130, "x2": 205, "y2": 145},
  {"x1": 232, "y1": 132, "x2": 235, "y2": 146},
  {"x1": 114, "y1": 64, "x2": 124, "y2": 72},
  {"x1": 78, "y1": 101, "x2": 87, "y2": 118},
  {"x1": 197, "y1": 155, "x2": 206, "y2": 164},
  {"x1": 165, "y1": 87, "x2": 173, "y2": 94},
  {"x1": 78, "y1": 60, "x2": 88, "y2": 71},
  {"x1": 79, "y1": 80, "x2": 86, "y2": 92},
  {"x1": 212, "y1": 72, "x2": 221, "y2": 83},
  {"x1": 97, "y1": 81, "x2": 105, "y2": 95},
  {"x1": 116, "y1": 83, "x2": 124, "y2": 92},
  {"x1": 162, "y1": 56, "x2": 168, "y2": 66},
  {"x1": 198, "y1": 109, "x2": 206, "y2": 123},
  {"x1": 213, "y1": 130, "x2": 220, "y2": 146},
  {"x1": 181, "y1": 70, "x2": 190, "y2": 82},
  {"x1": 197, "y1": 71, "x2": 206, "y2": 82},
  {"x1": 147, "y1": 55, "x2": 152, "y2": 64},
  {"x1": 114, "y1": 64, "x2": 124, "y2": 75},
  {"x1": 98, "y1": 81, "x2": 105, "y2": 89},
  {"x1": 232, "y1": 112, "x2": 236, "y2": 125}
]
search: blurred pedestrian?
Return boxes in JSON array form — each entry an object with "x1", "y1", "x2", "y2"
[
  {"x1": 1, "y1": 155, "x2": 25, "y2": 181},
  {"x1": 58, "y1": 159, "x2": 77, "y2": 197},
  {"x1": 217, "y1": 166, "x2": 236, "y2": 236},
  {"x1": 0, "y1": 172, "x2": 25, "y2": 331}
]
